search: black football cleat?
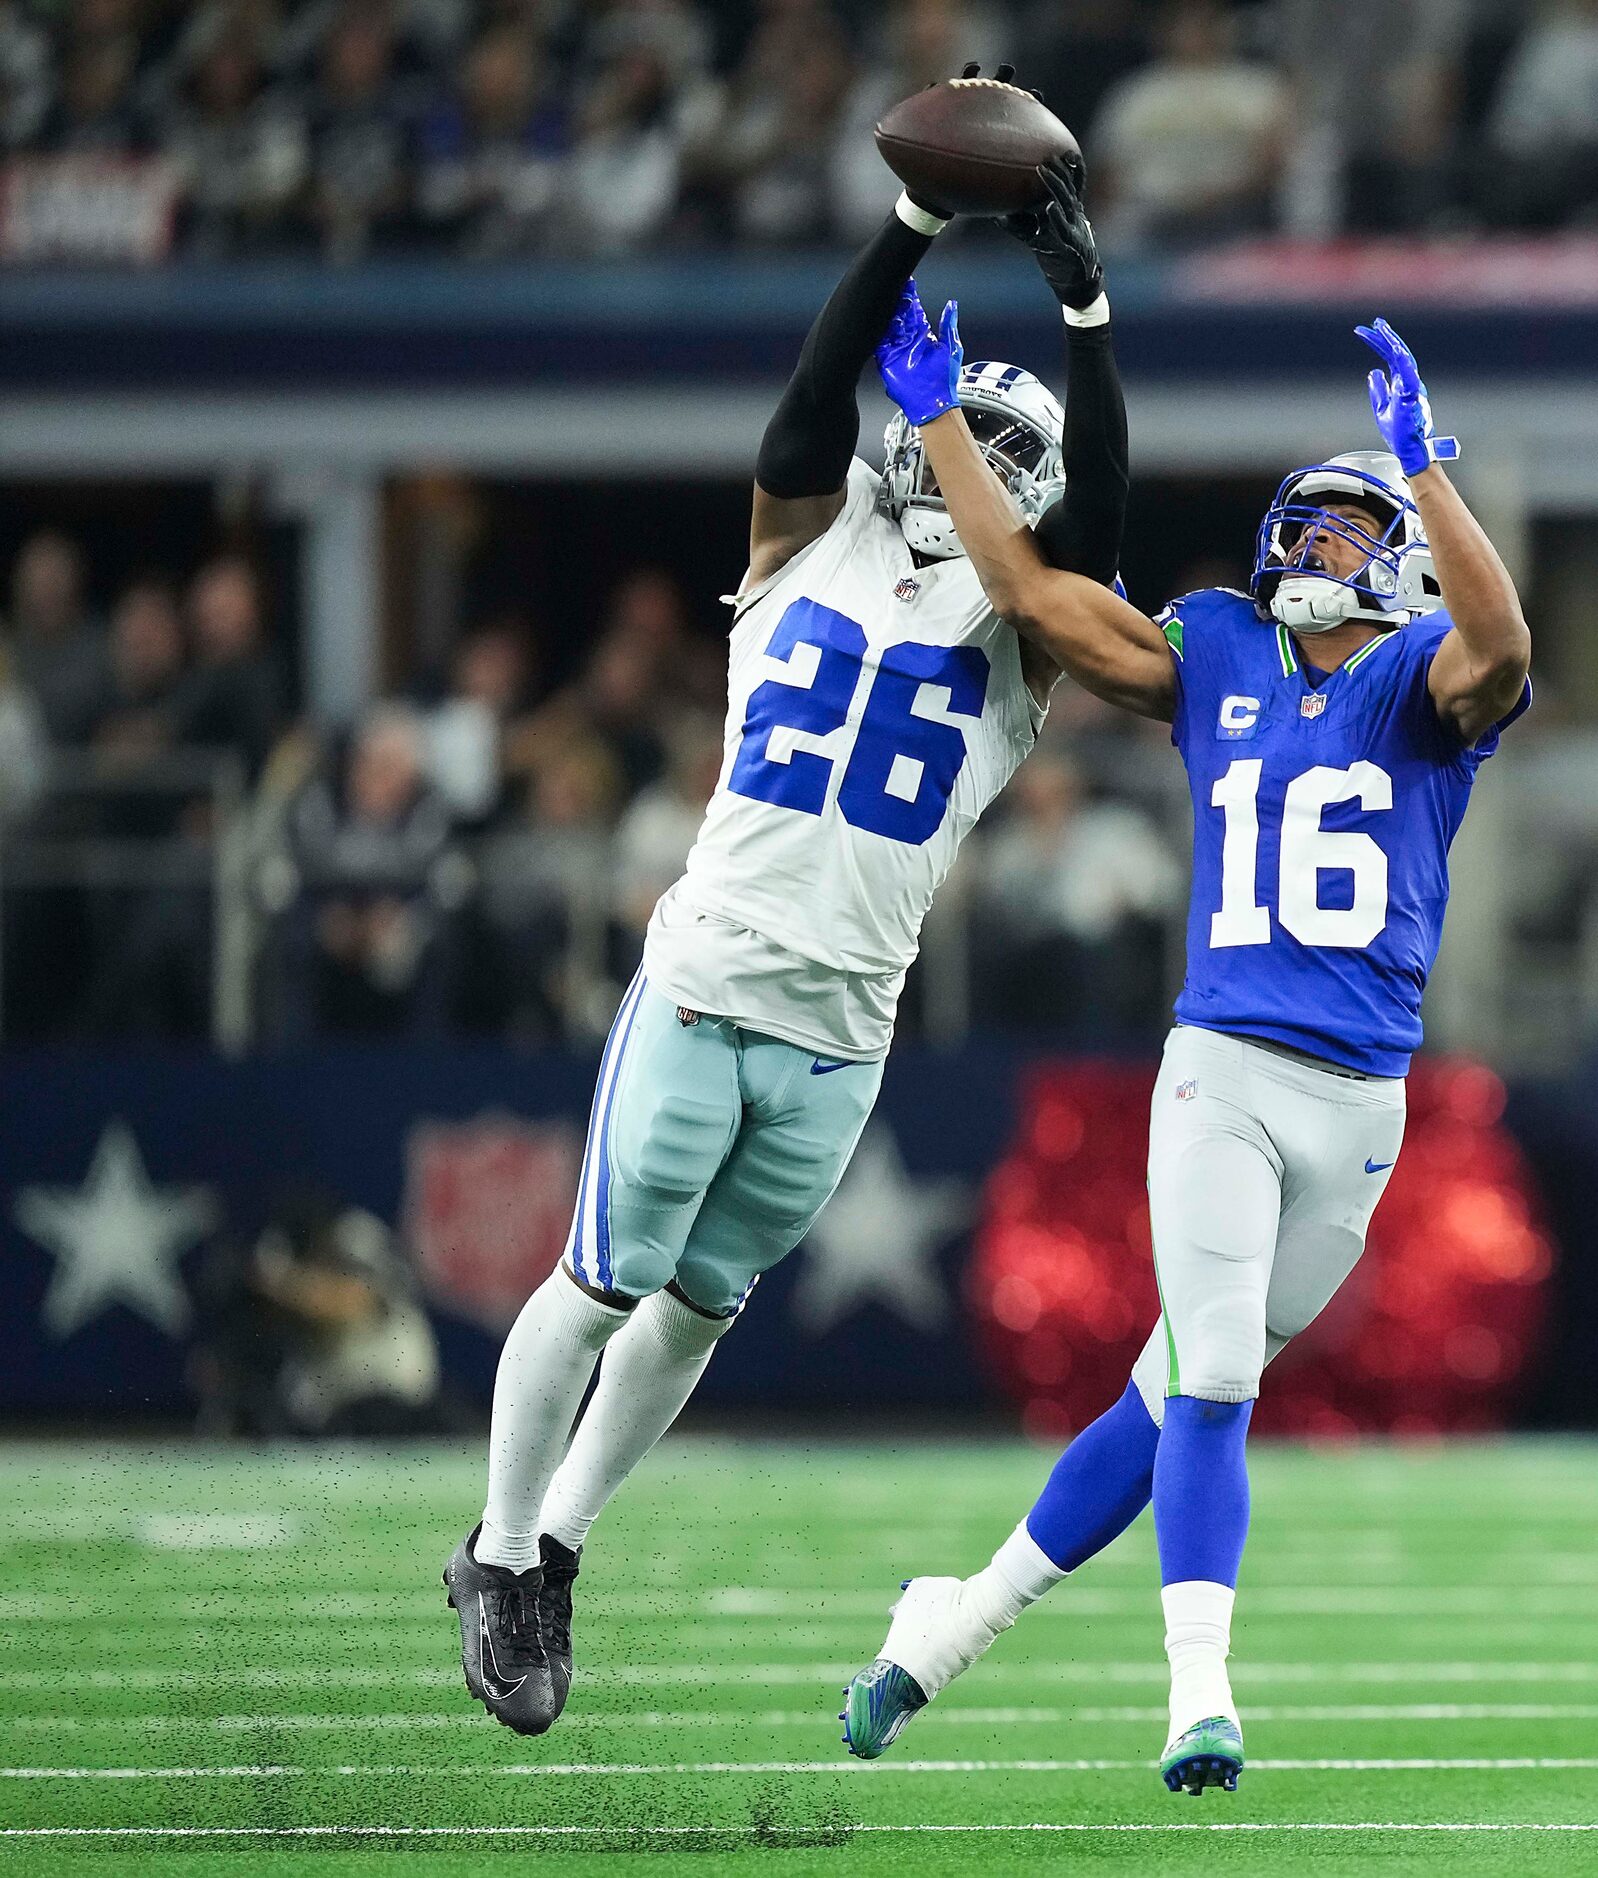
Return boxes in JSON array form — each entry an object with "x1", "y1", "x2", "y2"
[
  {"x1": 536, "y1": 1533, "x2": 580, "y2": 1722},
  {"x1": 443, "y1": 1524, "x2": 558, "y2": 1735}
]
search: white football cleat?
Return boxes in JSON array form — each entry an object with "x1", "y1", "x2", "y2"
[{"x1": 840, "y1": 1575, "x2": 1014, "y2": 1758}]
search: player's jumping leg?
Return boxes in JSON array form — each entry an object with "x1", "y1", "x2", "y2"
[
  {"x1": 1153, "y1": 1399, "x2": 1251, "y2": 1794},
  {"x1": 447, "y1": 979, "x2": 741, "y2": 1733},
  {"x1": 535, "y1": 1027, "x2": 882, "y2": 1559},
  {"x1": 844, "y1": 1022, "x2": 1270, "y2": 1767},
  {"x1": 532, "y1": 1284, "x2": 736, "y2": 1710},
  {"x1": 1145, "y1": 1029, "x2": 1285, "y2": 1794},
  {"x1": 444, "y1": 1268, "x2": 633, "y2": 1733},
  {"x1": 845, "y1": 1032, "x2": 1406, "y2": 1768},
  {"x1": 1150, "y1": 1031, "x2": 1406, "y2": 1793},
  {"x1": 522, "y1": 1023, "x2": 881, "y2": 1722},
  {"x1": 843, "y1": 1378, "x2": 1160, "y2": 1758},
  {"x1": 539, "y1": 1286, "x2": 737, "y2": 1561}
]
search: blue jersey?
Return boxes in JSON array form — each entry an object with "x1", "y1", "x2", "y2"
[{"x1": 1161, "y1": 587, "x2": 1529, "y2": 1077}]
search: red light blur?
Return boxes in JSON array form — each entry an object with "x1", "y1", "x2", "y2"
[{"x1": 968, "y1": 1056, "x2": 1552, "y2": 1438}]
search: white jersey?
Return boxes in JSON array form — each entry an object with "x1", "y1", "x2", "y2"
[{"x1": 645, "y1": 457, "x2": 1043, "y2": 1060}]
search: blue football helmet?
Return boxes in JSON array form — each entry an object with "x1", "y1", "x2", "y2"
[{"x1": 1253, "y1": 451, "x2": 1443, "y2": 634}]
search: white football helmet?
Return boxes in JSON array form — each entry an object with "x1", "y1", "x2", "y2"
[
  {"x1": 881, "y1": 359, "x2": 1065, "y2": 561},
  {"x1": 1253, "y1": 451, "x2": 1443, "y2": 634}
]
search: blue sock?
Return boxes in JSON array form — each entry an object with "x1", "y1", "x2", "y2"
[
  {"x1": 1153, "y1": 1395, "x2": 1253, "y2": 1588},
  {"x1": 1023, "y1": 1381, "x2": 1160, "y2": 1573}
]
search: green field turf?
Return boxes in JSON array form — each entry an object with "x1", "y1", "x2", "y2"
[{"x1": 2, "y1": 1438, "x2": 1597, "y2": 1877}]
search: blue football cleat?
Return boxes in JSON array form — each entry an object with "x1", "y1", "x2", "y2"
[
  {"x1": 841, "y1": 1658, "x2": 928, "y2": 1759},
  {"x1": 1160, "y1": 1714, "x2": 1244, "y2": 1795}
]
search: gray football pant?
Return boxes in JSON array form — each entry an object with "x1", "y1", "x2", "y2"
[{"x1": 1131, "y1": 1025, "x2": 1407, "y2": 1419}]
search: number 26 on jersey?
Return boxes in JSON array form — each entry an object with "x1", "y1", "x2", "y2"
[{"x1": 728, "y1": 598, "x2": 988, "y2": 847}]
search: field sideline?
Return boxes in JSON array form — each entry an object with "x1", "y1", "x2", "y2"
[{"x1": 2, "y1": 1438, "x2": 1596, "y2": 1876}]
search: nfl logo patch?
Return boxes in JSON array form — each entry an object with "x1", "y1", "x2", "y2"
[
  {"x1": 404, "y1": 1114, "x2": 583, "y2": 1331},
  {"x1": 1301, "y1": 692, "x2": 1327, "y2": 719},
  {"x1": 1176, "y1": 1079, "x2": 1198, "y2": 1102},
  {"x1": 894, "y1": 576, "x2": 920, "y2": 602}
]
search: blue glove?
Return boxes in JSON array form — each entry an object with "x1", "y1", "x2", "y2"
[
  {"x1": 1355, "y1": 316, "x2": 1460, "y2": 479},
  {"x1": 876, "y1": 281, "x2": 962, "y2": 428}
]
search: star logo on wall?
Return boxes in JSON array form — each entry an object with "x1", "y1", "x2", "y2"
[
  {"x1": 791, "y1": 1124, "x2": 969, "y2": 1336},
  {"x1": 14, "y1": 1122, "x2": 218, "y2": 1338}
]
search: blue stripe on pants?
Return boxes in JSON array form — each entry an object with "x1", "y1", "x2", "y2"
[
  {"x1": 565, "y1": 971, "x2": 644, "y2": 1284},
  {"x1": 592, "y1": 974, "x2": 648, "y2": 1292}
]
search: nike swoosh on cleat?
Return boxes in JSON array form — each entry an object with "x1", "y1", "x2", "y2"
[
  {"x1": 1365, "y1": 1158, "x2": 1395, "y2": 1173},
  {"x1": 810, "y1": 1059, "x2": 856, "y2": 1075},
  {"x1": 478, "y1": 1595, "x2": 528, "y2": 1702}
]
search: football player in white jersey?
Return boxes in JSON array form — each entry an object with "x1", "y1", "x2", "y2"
[
  {"x1": 445, "y1": 84, "x2": 1130, "y2": 1735},
  {"x1": 844, "y1": 297, "x2": 1530, "y2": 1794}
]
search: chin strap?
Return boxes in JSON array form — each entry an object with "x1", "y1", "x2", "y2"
[{"x1": 1276, "y1": 598, "x2": 1407, "y2": 635}]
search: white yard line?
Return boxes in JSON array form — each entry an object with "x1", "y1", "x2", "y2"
[
  {"x1": 3, "y1": 1758, "x2": 1597, "y2": 1779},
  {"x1": 5, "y1": 1823, "x2": 1598, "y2": 1839},
  {"x1": 700, "y1": 1587, "x2": 1598, "y2": 1617},
  {"x1": 2, "y1": 1660, "x2": 1593, "y2": 1692},
  {"x1": 9, "y1": 1703, "x2": 1598, "y2": 1732}
]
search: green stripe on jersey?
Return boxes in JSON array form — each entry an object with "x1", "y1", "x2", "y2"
[
  {"x1": 1343, "y1": 629, "x2": 1401, "y2": 675},
  {"x1": 1276, "y1": 623, "x2": 1298, "y2": 676},
  {"x1": 1159, "y1": 612, "x2": 1185, "y2": 659}
]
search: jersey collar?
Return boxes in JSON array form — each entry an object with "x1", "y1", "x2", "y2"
[
  {"x1": 1341, "y1": 630, "x2": 1401, "y2": 676},
  {"x1": 1278, "y1": 623, "x2": 1402, "y2": 684}
]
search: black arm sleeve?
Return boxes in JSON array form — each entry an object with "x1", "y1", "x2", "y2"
[
  {"x1": 754, "y1": 212, "x2": 936, "y2": 501},
  {"x1": 1032, "y1": 321, "x2": 1129, "y2": 589}
]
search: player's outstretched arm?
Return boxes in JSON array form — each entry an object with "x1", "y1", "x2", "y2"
[
  {"x1": 876, "y1": 287, "x2": 1175, "y2": 721},
  {"x1": 1357, "y1": 318, "x2": 1530, "y2": 746},
  {"x1": 1411, "y1": 463, "x2": 1530, "y2": 742},
  {"x1": 747, "y1": 50, "x2": 1027, "y2": 596},
  {"x1": 1008, "y1": 157, "x2": 1128, "y2": 595},
  {"x1": 747, "y1": 191, "x2": 948, "y2": 587}
]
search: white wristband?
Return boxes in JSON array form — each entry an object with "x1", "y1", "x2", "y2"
[
  {"x1": 1062, "y1": 291, "x2": 1111, "y2": 329},
  {"x1": 895, "y1": 190, "x2": 951, "y2": 237}
]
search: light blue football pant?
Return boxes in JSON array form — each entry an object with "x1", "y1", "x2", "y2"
[{"x1": 562, "y1": 975, "x2": 885, "y2": 1316}]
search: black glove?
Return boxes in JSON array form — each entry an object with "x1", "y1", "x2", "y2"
[
  {"x1": 903, "y1": 63, "x2": 1020, "y2": 220},
  {"x1": 1004, "y1": 154, "x2": 1104, "y2": 312}
]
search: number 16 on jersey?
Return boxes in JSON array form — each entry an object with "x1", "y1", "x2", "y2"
[{"x1": 1210, "y1": 757, "x2": 1393, "y2": 950}]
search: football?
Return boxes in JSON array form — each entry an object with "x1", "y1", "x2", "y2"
[{"x1": 874, "y1": 78, "x2": 1080, "y2": 217}]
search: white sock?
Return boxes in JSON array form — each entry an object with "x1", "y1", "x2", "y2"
[
  {"x1": 477, "y1": 1269, "x2": 630, "y2": 1570},
  {"x1": 965, "y1": 1522, "x2": 1066, "y2": 1631},
  {"x1": 538, "y1": 1289, "x2": 733, "y2": 1552},
  {"x1": 1161, "y1": 1580, "x2": 1237, "y2": 1739}
]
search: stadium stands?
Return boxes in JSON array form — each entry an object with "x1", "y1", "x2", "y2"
[
  {"x1": 4, "y1": 0, "x2": 1598, "y2": 1050},
  {"x1": 1, "y1": 0, "x2": 1593, "y2": 266}
]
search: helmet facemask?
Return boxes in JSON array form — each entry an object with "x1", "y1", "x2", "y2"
[
  {"x1": 881, "y1": 362, "x2": 1066, "y2": 562},
  {"x1": 1253, "y1": 451, "x2": 1442, "y2": 634}
]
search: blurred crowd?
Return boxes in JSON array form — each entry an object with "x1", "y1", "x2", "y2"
[
  {"x1": 2, "y1": 0, "x2": 1596, "y2": 264},
  {"x1": 0, "y1": 522, "x2": 1185, "y2": 1045},
  {"x1": 190, "y1": 1183, "x2": 453, "y2": 1436}
]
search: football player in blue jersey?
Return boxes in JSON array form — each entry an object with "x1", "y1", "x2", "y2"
[{"x1": 842, "y1": 302, "x2": 1531, "y2": 1794}]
